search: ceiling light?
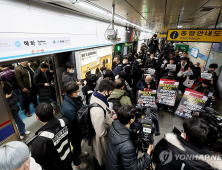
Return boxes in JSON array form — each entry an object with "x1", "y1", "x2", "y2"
[
  {"x1": 76, "y1": 2, "x2": 155, "y2": 33},
  {"x1": 177, "y1": 25, "x2": 183, "y2": 28}
]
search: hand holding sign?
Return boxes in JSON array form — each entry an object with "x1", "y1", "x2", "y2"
[{"x1": 201, "y1": 73, "x2": 212, "y2": 80}]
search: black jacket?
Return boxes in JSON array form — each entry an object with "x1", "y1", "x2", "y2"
[
  {"x1": 158, "y1": 62, "x2": 168, "y2": 78},
  {"x1": 176, "y1": 63, "x2": 189, "y2": 76},
  {"x1": 106, "y1": 120, "x2": 151, "y2": 170},
  {"x1": 161, "y1": 43, "x2": 171, "y2": 57},
  {"x1": 82, "y1": 84, "x2": 95, "y2": 104},
  {"x1": 145, "y1": 58, "x2": 157, "y2": 69},
  {"x1": 33, "y1": 68, "x2": 52, "y2": 103},
  {"x1": 31, "y1": 117, "x2": 73, "y2": 170},
  {"x1": 133, "y1": 60, "x2": 143, "y2": 84},
  {"x1": 7, "y1": 92, "x2": 20, "y2": 116},
  {"x1": 136, "y1": 78, "x2": 156, "y2": 91},
  {"x1": 123, "y1": 63, "x2": 131, "y2": 84},
  {"x1": 162, "y1": 75, "x2": 178, "y2": 81},
  {"x1": 153, "y1": 132, "x2": 221, "y2": 170},
  {"x1": 148, "y1": 39, "x2": 158, "y2": 53}
]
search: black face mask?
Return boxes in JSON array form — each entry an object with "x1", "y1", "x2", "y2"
[
  {"x1": 113, "y1": 61, "x2": 117, "y2": 66},
  {"x1": 105, "y1": 91, "x2": 111, "y2": 98}
]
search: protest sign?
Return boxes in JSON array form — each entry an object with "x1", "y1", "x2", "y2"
[
  {"x1": 167, "y1": 64, "x2": 176, "y2": 70},
  {"x1": 201, "y1": 73, "x2": 212, "y2": 80},
  {"x1": 147, "y1": 68, "x2": 156, "y2": 75},
  {"x1": 137, "y1": 89, "x2": 156, "y2": 107},
  {"x1": 157, "y1": 79, "x2": 179, "y2": 106},
  {"x1": 175, "y1": 88, "x2": 207, "y2": 118},
  {"x1": 183, "y1": 70, "x2": 194, "y2": 76}
]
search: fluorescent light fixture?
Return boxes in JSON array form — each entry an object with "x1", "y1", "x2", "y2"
[
  {"x1": 76, "y1": 2, "x2": 155, "y2": 33},
  {"x1": 177, "y1": 25, "x2": 183, "y2": 28}
]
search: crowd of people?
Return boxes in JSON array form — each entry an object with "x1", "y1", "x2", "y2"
[{"x1": 0, "y1": 34, "x2": 221, "y2": 170}]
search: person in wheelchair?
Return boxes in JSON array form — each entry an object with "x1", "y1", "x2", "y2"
[{"x1": 136, "y1": 75, "x2": 156, "y2": 91}]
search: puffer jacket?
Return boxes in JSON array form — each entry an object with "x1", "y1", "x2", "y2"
[
  {"x1": 7, "y1": 92, "x2": 20, "y2": 116},
  {"x1": 153, "y1": 133, "x2": 221, "y2": 170},
  {"x1": 107, "y1": 89, "x2": 132, "y2": 106},
  {"x1": 106, "y1": 120, "x2": 151, "y2": 170},
  {"x1": 33, "y1": 68, "x2": 52, "y2": 103}
]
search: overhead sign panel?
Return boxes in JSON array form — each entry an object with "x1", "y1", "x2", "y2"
[
  {"x1": 167, "y1": 29, "x2": 222, "y2": 42},
  {"x1": 157, "y1": 34, "x2": 166, "y2": 37}
]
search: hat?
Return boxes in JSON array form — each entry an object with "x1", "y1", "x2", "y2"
[
  {"x1": 203, "y1": 80, "x2": 211, "y2": 86},
  {"x1": 209, "y1": 63, "x2": 218, "y2": 69},
  {"x1": 168, "y1": 70, "x2": 175, "y2": 75},
  {"x1": 181, "y1": 57, "x2": 188, "y2": 60}
]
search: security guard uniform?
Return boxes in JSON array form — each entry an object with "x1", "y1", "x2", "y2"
[{"x1": 31, "y1": 117, "x2": 73, "y2": 170}]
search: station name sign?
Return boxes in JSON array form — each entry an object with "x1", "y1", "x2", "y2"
[{"x1": 167, "y1": 29, "x2": 222, "y2": 42}]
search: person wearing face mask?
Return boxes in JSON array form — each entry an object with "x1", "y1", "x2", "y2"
[
  {"x1": 82, "y1": 74, "x2": 98, "y2": 104},
  {"x1": 176, "y1": 57, "x2": 189, "y2": 94},
  {"x1": 62, "y1": 61, "x2": 82, "y2": 86},
  {"x1": 204, "y1": 63, "x2": 218, "y2": 88},
  {"x1": 90, "y1": 79, "x2": 117, "y2": 170},
  {"x1": 175, "y1": 51, "x2": 180, "y2": 61},
  {"x1": 122, "y1": 56, "x2": 131, "y2": 85},
  {"x1": 108, "y1": 78, "x2": 132, "y2": 106},
  {"x1": 106, "y1": 105, "x2": 153, "y2": 170},
  {"x1": 148, "y1": 34, "x2": 159, "y2": 54},
  {"x1": 0, "y1": 141, "x2": 42, "y2": 170},
  {"x1": 157, "y1": 56, "x2": 169, "y2": 79},
  {"x1": 155, "y1": 49, "x2": 161, "y2": 61},
  {"x1": 153, "y1": 118, "x2": 221, "y2": 170},
  {"x1": 62, "y1": 82, "x2": 89, "y2": 169},
  {"x1": 113, "y1": 55, "x2": 123, "y2": 76},
  {"x1": 145, "y1": 53, "x2": 157, "y2": 70},
  {"x1": 33, "y1": 63, "x2": 53, "y2": 104}
]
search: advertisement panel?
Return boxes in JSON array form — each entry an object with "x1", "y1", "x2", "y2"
[{"x1": 76, "y1": 46, "x2": 113, "y2": 79}]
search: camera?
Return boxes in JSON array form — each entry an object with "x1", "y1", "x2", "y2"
[
  {"x1": 80, "y1": 78, "x2": 86, "y2": 86},
  {"x1": 133, "y1": 106, "x2": 160, "y2": 153},
  {"x1": 191, "y1": 107, "x2": 222, "y2": 144}
]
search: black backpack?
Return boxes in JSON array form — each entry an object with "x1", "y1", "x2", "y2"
[
  {"x1": 108, "y1": 95, "x2": 123, "y2": 112},
  {"x1": 76, "y1": 103, "x2": 105, "y2": 145}
]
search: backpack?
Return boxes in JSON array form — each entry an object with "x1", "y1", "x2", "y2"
[
  {"x1": 76, "y1": 103, "x2": 106, "y2": 145},
  {"x1": 108, "y1": 95, "x2": 123, "y2": 112}
]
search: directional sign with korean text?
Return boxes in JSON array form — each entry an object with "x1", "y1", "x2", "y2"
[{"x1": 167, "y1": 29, "x2": 222, "y2": 42}]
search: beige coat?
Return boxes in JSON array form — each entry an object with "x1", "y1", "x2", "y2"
[{"x1": 90, "y1": 94, "x2": 113, "y2": 166}]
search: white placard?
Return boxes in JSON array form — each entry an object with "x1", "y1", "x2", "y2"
[
  {"x1": 167, "y1": 64, "x2": 176, "y2": 70},
  {"x1": 201, "y1": 73, "x2": 212, "y2": 80},
  {"x1": 147, "y1": 68, "x2": 156, "y2": 75},
  {"x1": 183, "y1": 70, "x2": 194, "y2": 76}
]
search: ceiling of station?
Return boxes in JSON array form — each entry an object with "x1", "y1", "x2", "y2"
[{"x1": 38, "y1": 0, "x2": 222, "y2": 33}]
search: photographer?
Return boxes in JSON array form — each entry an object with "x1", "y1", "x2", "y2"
[
  {"x1": 106, "y1": 105, "x2": 153, "y2": 170},
  {"x1": 153, "y1": 117, "x2": 221, "y2": 170},
  {"x1": 148, "y1": 34, "x2": 158, "y2": 54},
  {"x1": 204, "y1": 63, "x2": 218, "y2": 88}
]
